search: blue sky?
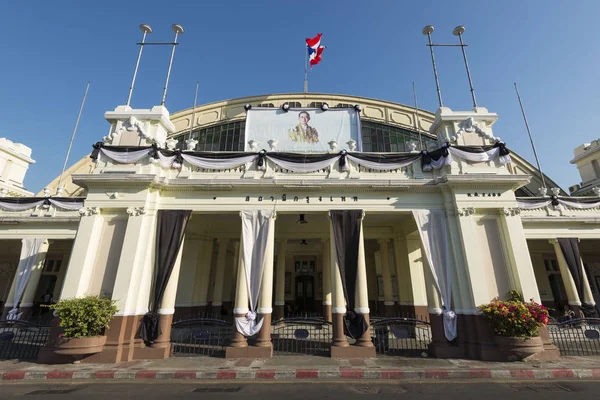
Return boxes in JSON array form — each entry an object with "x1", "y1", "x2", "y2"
[{"x1": 1, "y1": 1, "x2": 599, "y2": 193}]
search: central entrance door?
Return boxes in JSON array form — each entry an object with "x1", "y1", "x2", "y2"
[{"x1": 295, "y1": 275, "x2": 315, "y2": 312}]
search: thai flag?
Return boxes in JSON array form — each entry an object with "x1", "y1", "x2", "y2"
[{"x1": 306, "y1": 33, "x2": 325, "y2": 68}]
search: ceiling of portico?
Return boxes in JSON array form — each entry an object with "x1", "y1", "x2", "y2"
[{"x1": 183, "y1": 211, "x2": 416, "y2": 239}]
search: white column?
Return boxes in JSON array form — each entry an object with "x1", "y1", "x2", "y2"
[
  {"x1": 378, "y1": 239, "x2": 394, "y2": 314},
  {"x1": 175, "y1": 238, "x2": 203, "y2": 310},
  {"x1": 330, "y1": 221, "x2": 348, "y2": 347},
  {"x1": 322, "y1": 239, "x2": 332, "y2": 321},
  {"x1": 110, "y1": 211, "x2": 156, "y2": 316},
  {"x1": 256, "y1": 213, "x2": 276, "y2": 347},
  {"x1": 211, "y1": 238, "x2": 229, "y2": 312},
  {"x1": 406, "y1": 236, "x2": 428, "y2": 312},
  {"x1": 274, "y1": 239, "x2": 287, "y2": 319},
  {"x1": 191, "y1": 238, "x2": 213, "y2": 309},
  {"x1": 355, "y1": 219, "x2": 369, "y2": 315},
  {"x1": 393, "y1": 237, "x2": 413, "y2": 309},
  {"x1": 158, "y1": 240, "x2": 185, "y2": 315},
  {"x1": 60, "y1": 211, "x2": 104, "y2": 299}
]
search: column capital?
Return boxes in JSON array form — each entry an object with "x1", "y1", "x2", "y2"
[
  {"x1": 79, "y1": 207, "x2": 100, "y2": 217},
  {"x1": 548, "y1": 238, "x2": 558, "y2": 245},
  {"x1": 126, "y1": 207, "x2": 146, "y2": 217},
  {"x1": 377, "y1": 238, "x2": 390, "y2": 246}
]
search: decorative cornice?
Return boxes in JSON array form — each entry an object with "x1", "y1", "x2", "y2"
[
  {"x1": 501, "y1": 207, "x2": 521, "y2": 217},
  {"x1": 78, "y1": 207, "x2": 100, "y2": 216},
  {"x1": 126, "y1": 207, "x2": 146, "y2": 217},
  {"x1": 456, "y1": 207, "x2": 475, "y2": 217}
]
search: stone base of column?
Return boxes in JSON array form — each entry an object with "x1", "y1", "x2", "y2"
[
  {"x1": 355, "y1": 313, "x2": 374, "y2": 348},
  {"x1": 428, "y1": 313, "x2": 561, "y2": 361},
  {"x1": 132, "y1": 314, "x2": 174, "y2": 361},
  {"x1": 322, "y1": 303, "x2": 332, "y2": 322},
  {"x1": 255, "y1": 314, "x2": 272, "y2": 348},
  {"x1": 228, "y1": 313, "x2": 248, "y2": 349},
  {"x1": 273, "y1": 305, "x2": 284, "y2": 321},
  {"x1": 331, "y1": 313, "x2": 349, "y2": 347}
]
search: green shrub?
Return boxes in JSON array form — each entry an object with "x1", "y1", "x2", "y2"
[{"x1": 48, "y1": 296, "x2": 118, "y2": 338}]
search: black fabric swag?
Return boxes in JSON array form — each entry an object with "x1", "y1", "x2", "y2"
[
  {"x1": 557, "y1": 238, "x2": 599, "y2": 318},
  {"x1": 330, "y1": 210, "x2": 369, "y2": 339},
  {"x1": 140, "y1": 210, "x2": 192, "y2": 343}
]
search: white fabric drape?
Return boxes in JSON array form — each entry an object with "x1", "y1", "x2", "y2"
[
  {"x1": 11, "y1": 238, "x2": 45, "y2": 319},
  {"x1": 423, "y1": 154, "x2": 452, "y2": 171},
  {"x1": 47, "y1": 199, "x2": 84, "y2": 211},
  {"x1": 448, "y1": 147, "x2": 511, "y2": 165},
  {"x1": 266, "y1": 156, "x2": 338, "y2": 173},
  {"x1": 517, "y1": 199, "x2": 552, "y2": 210},
  {"x1": 235, "y1": 210, "x2": 273, "y2": 336},
  {"x1": 412, "y1": 210, "x2": 456, "y2": 341},
  {"x1": 100, "y1": 148, "x2": 150, "y2": 164},
  {"x1": 0, "y1": 200, "x2": 45, "y2": 211},
  {"x1": 346, "y1": 154, "x2": 419, "y2": 170},
  {"x1": 558, "y1": 199, "x2": 600, "y2": 210},
  {"x1": 182, "y1": 153, "x2": 258, "y2": 170},
  {"x1": 156, "y1": 152, "x2": 176, "y2": 168}
]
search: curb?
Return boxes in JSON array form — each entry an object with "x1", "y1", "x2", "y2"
[{"x1": 2, "y1": 368, "x2": 600, "y2": 381}]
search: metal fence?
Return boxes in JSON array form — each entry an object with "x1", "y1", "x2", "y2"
[
  {"x1": 548, "y1": 318, "x2": 600, "y2": 356},
  {"x1": 370, "y1": 317, "x2": 432, "y2": 357},
  {"x1": 271, "y1": 317, "x2": 331, "y2": 356},
  {"x1": 0, "y1": 320, "x2": 51, "y2": 360},
  {"x1": 170, "y1": 318, "x2": 232, "y2": 357}
]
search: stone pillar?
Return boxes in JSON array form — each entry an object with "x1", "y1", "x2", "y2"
[
  {"x1": 378, "y1": 239, "x2": 395, "y2": 316},
  {"x1": 550, "y1": 239, "x2": 584, "y2": 313},
  {"x1": 4, "y1": 239, "x2": 50, "y2": 318},
  {"x1": 255, "y1": 214, "x2": 276, "y2": 354},
  {"x1": 148, "y1": 238, "x2": 185, "y2": 357},
  {"x1": 175, "y1": 238, "x2": 202, "y2": 319},
  {"x1": 393, "y1": 237, "x2": 411, "y2": 316},
  {"x1": 274, "y1": 239, "x2": 287, "y2": 321},
  {"x1": 354, "y1": 219, "x2": 374, "y2": 349},
  {"x1": 405, "y1": 236, "x2": 428, "y2": 318},
  {"x1": 322, "y1": 239, "x2": 332, "y2": 322},
  {"x1": 191, "y1": 238, "x2": 213, "y2": 313},
  {"x1": 329, "y1": 222, "x2": 348, "y2": 350},
  {"x1": 227, "y1": 234, "x2": 249, "y2": 353},
  {"x1": 211, "y1": 238, "x2": 229, "y2": 315},
  {"x1": 59, "y1": 210, "x2": 103, "y2": 299},
  {"x1": 86, "y1": 209, "x2": 156, "y2": 363}
]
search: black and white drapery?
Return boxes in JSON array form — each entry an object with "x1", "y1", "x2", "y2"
[
  {"x1": 235, "y1": 210, "x2": 274, "y2": 336},
  {"x1": 0, "y1": 197, "x2": 85, "y2": 212},
  {"x1": 140, "y1": 210, "x2": 191, "y2": 343},
  {"x1": 7, "y1": 238, "x2": 46, "y2": 320},
  {"x1": 517, "y1": 196, "x2": 600, "y2": 210},
  {"x1": 412, "y1": 210, "x2": 456, "y2": 341},
  {"x1": 557, "y1": 238, "x2": 599, "y2": 318},
  {"x1": 330, "y1": 210, "x2": 369, "y2": 339},
  {"x1": 91, "y1": 142, "x2": 510, "y2": 174}
]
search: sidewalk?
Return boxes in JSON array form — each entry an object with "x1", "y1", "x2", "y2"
[{"x1": 1, "y1": 356, "x2": 600, "y2": 382}]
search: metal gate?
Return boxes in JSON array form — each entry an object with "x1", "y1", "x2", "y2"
[
  {"x1": 0, "y1": 320, "x2": 51, "y2": 360},
  {"x1": 370, "y1": 317, "x2": 431, "y2": 357},
  {"x1": 170, "y1": 318, "x2": 232, "y2": 357},
  {"x1": 271, "y1": 317, "x2": 331, "y2": 356},
  {"x1": 548, "y1": 318, "x2": 600, "y2": 356}
]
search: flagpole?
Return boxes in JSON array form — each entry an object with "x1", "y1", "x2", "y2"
[
  {"x1": 304, "y1": 43, "x2": 308, "y2": 93},
  {"x1": 514, "y1": 82, "x2": 546, "y2": 191},
  {"x1": 57, "y1": 81, "x2": 90, "y2": 195}
]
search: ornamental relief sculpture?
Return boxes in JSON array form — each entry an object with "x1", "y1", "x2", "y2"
[
  {"x1": 78, "y1": 207, "x2": 100, "y2": 217},
  {"x1": 126, "y1": 207, "x2": 146, "y2": 217},
  {"x1": 456, "y1": 207, "x2": 475, "y2": 216}
]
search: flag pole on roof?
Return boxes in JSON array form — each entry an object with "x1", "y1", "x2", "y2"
[{"x1": 305, "y1": 33, "x2": 325, "y2": 93}]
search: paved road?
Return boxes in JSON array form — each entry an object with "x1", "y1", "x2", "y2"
[{"x1": 1, "y1": 381, "x2": 599, "y2": 399}]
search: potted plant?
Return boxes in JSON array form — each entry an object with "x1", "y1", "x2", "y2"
[
  {"x1": 478, "y1": 290, "x2": 549, "y2": 360},
  {"x1": 48, "y1": 295, "x2": 118, "y2": 356}
]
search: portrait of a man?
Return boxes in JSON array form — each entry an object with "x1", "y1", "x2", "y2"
[{"x1": 288, "y1": 111, "x2": 319, "y2": 143}]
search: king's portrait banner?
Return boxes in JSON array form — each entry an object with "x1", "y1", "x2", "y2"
[{"x1": 244, "y1": 107, "x2": 361, "y2": 152}]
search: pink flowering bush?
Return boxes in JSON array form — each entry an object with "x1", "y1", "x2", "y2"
[{"x1": 478, "y1": 292, "x2": 549, "y2": 338}]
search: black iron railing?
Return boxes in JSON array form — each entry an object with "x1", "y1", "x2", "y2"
[
  {"x1": 0, "y1": 320, "x2": 51, "y2": 360},
  {"x1": 370, "y1": 317, "x2": 431, "y2": 357},
  {"x1": 170, "y1": 318, "x2": 232, "y2": 357},
  {"x1": 548, "y1": 318, "x2": 600, "y2": 356},
  {"x1": 271, "y1": 317, "x2": 331, "y2": 356}
]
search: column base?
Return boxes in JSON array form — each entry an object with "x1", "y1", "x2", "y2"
[
  {"x1": 255, "y1": 313, "x2": 272, "y2": 347},
  {"x1": 225, "y1": 345, "x2": 273, "y2": 358},
  {"x1": 322, "y1": 304, "x2": 332, "y2": 322},
  {"x1": 330, "y1": 345, "x2": 376, "y2": 358}
]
